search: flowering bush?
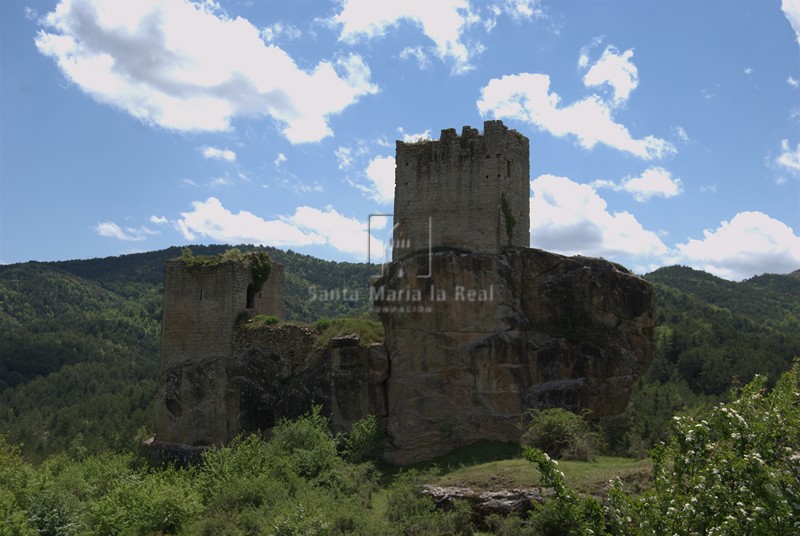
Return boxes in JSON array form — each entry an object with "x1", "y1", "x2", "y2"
[{"x1": 607, "y1": 359, "x2": 800, "y2": 535}]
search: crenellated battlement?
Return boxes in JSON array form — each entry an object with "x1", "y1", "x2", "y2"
[{"x1": 393, "y1": 120, "x2": 530, "y2": 259}]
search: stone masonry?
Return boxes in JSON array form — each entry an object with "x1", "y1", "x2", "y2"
[
  {"x1": 154, "y1": 258, "x2": 284, "y2": 446},
  {"x1": 393, "y1": 120, "x2": 530, "y2": 259}
]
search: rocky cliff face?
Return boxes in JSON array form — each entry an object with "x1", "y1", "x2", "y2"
[
  {"x1": 374, "y1": 247, "x2": 655, "y2": 463},
  {"x1": 153, "y1": 324, "x2": 388, "y2": 452}
]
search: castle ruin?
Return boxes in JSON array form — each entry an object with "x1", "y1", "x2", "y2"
[
  {"x1": 149, "y1": 120, "x2": 656, "y2": 464},
  {"x1": 153, "y1": 256, "x2": 284, "y2": 449}
]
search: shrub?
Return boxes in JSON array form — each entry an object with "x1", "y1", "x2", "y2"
[
  {"x1": 524, "y1": 448, "x2": 608, "y2": 535},
  {"x1": 340, "y1": 414, "x2": 383, "y2": 463},
  {"x1": 0, "y1": 436, "x2": 34, "y2": 534},
  {"x1": 607, "y1": 359, "x2": 800, "y2": 535},
  {"x1": 520, "y1": 408, "x2": 599, "y2": 461},
  {"x1": 386, "y1": 469, "x2": 473, "y2": 536},
  {"x1": 197, "y1": 434, "x2": 275, "y2": 505},
  {"x1": 267, "y1": 406, "x2": 339, "y2": 479},
  {"x1": 485, "y1": 513, "x2": 538, "y2": 536},
  {"x1": 90, "y1": 466, "x2": 203, "y2": 535}
]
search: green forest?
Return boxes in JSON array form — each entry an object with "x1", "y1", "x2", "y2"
[{"x1": 1, "y1": 245, "x2": 799, "y2": 534}]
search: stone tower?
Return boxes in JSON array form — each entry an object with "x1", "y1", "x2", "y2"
[
  {"x1": 159, "y1": 258, "x2": 284, "y2": 369},
  {"x1": 155, "y1": 254, "x2": 284, "y2": 448},
  {"x1": 392, "y1": 120, "x2": 530, "y2": 260}
]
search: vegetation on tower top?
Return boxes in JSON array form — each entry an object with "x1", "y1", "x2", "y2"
[{"x1": 178, "y1": 247, "x2": 272, "y2": 293}]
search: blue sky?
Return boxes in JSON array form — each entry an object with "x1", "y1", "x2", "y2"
[{"x1": 1, "y1": 0, "x2": 799, "y2": 281}]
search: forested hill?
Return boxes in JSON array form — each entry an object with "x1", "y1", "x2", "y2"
[
  {"x1": 647, "y1": 265, "x2": 800, "y2": 324},
  {"x1": 51, "y1": 244, "x2": 377, "y2": 319},
  {"x1": 0, "y1": 245, "x2": 376, "y2": 459},
  {"x1": 1, "y1": 245, "x2": 380, "y2": 387},
  {"x1": 642, "y1": 265, "x2": 800, "y2": 395},
  {"x1": 1, "y1": 248, "x2": 798, "y2": 460}
]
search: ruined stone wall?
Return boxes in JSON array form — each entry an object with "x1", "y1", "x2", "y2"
[
  {"x1": 253, "y1": 263, "x2": 285, "y2": 318},
  {"x1": 160, "y1": 260, "x2": 249, "y2": 368},
  {"x1": 393, "y1": 120, "x2": 530, "y2": 259},
  {"x1": 155, "y1": 257, "x2": 285, "y2": 446}
]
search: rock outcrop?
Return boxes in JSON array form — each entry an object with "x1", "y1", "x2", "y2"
[
  {"x1": 154, "y1": 324, "x2": 388, "y2": 448},
  {"x1": 420, "y1": 485, "x2": 552, "y2": 527},
  {"x1": 374, "y1": 247, "x2": 655, "y2": 463},
  {"x1": 151, "y1": 246, "x2": 654, "y2": 465}
]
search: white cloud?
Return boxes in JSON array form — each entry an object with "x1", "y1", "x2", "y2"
[
  {"x1": 498, "y1": 0, "x2": 543, "y2": 20},
  {"x1": 289, "y1": 206, "x2": 382, "y2": 257},
  {"x1": 400, "y1": 128, "x2": 432, "y2": 142},
  {"x1": 260, "y1": 21, "x2": 302, "y2": 43},
  {"x1": 530, "y1": 174, "x2": 669, "y2": 258},
  {"x1": 675, "y1": 211, "x2": 800, "y2": 281},
  {"x1": 209, "y1": 176, "x2": 233, "y2": 188},
  {"x1": 577, "y1": 35, "x2": 604, "y2": 69},
  {"x1": 486, "y1": 0, "x2": 543, "y2": 29},
  {"x1": 477, "y1": 73, "x2": 674, "y2": 159},
  {"x1": 788, "y1": 76, "x2": 800, "y2": 88},
  {"x1": 95, "y1": 221, "x2": 156, "y2": 241},
  {"x1": 776, "y1": 139, "x2": 800, "y2": 174},
  {"x1": 176, "y1": 197, "x2": 381, "y2": 258},
  {"x1": 399, "y1": 46, "x2": 432, "y2": 69},
  {"x1": 593, "y1": 167, "x2": 683, "y2": 202},
  {"x1": 333, "y1": 0, "x2": 479, "y2": 73},
  {"x1": 782, "y1": 0, "x2": 800, "y2": 45},
  {"x1": 363, "y1": 155, "x2": 395, "y2": 204},
  {"x1": 202, "y1": 146, "x2": 236, "y2": 162},
  {"x1": 274, "y1": 153, "x2": 287, "y2": 166},
  {"x1": 182, "y1": 175, "x2": 234, "y2": 188},
  {"x1": 582, "y1": 45, "x2": 638, "y2": 104},
  {"x1": 177, "y1": 197, "x2": 323, "y2": 246},
  {"x1": 150, "y1": 215, "x2": 169, "y2": 224},
  {"x1": 700, "y1": 184, "x2": 717, "y2": 194},
  {"x1": 744, "y1": 66, "x2": 753, "y2": 76},
  {"x1": 35, "y1": 0, "x2": 377, "y2": 143},
  {"x1": 335, "y1": 147, "x2": 354, "y2": 170},
  {"x1": 673, "y1": 126, "x2": 690, "y2": 143}
]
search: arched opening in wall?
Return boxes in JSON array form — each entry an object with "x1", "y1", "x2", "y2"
[{"x1": 246, "y1": 284, "x2": 255, "y2": 309}]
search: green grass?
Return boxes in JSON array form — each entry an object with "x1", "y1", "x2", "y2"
[
  {"x1": 374, "y1": 440, "x2": 652, "y2": 498},
  {"x1": 313, "y1": 316, "x2": 384, "y2": 347},
  {"x1": 241, "y1": 314, "x2": 385, "y2": 347},
  {"x1": 436, "y1": 454, "x2": 652, "y2": 496}
]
